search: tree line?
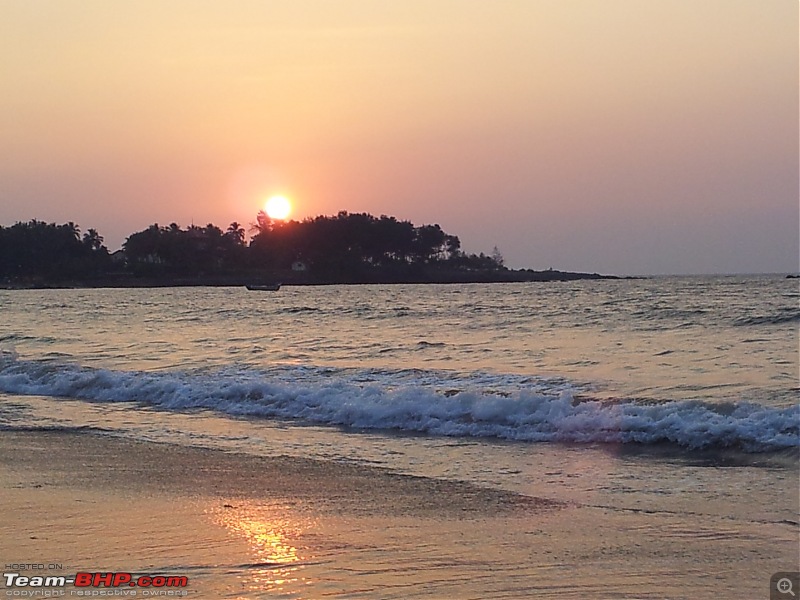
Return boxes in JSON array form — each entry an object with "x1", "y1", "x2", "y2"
[
  {"x1": 0, "y1": 211, "x2": 505, "y2": 283},
  {"x1": 0, "y1": 220, "x2": 111, "y2": 280}
]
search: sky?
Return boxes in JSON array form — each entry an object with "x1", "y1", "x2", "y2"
[{"x1": 0, "y1": 0, "x2": 797, "y2": 275}]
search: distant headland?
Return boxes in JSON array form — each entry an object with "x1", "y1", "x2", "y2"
[{"x1": 0, "y1": 212, "x2": 622, "y2": 288}]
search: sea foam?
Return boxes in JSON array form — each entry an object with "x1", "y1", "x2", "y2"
[{"x1": 0, "y1": 355, "x2": 797, "y2": 452}]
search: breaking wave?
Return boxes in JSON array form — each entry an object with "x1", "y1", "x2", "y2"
[{"x1": 0, "y1": 355, "x2": 797, "y2": 452}]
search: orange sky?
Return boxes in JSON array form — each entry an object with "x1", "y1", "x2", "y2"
[{"x1": 0, "y1": 0, "x2": 796, "y2": 274}]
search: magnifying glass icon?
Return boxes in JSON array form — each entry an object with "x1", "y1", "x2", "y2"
[{"x1": 778, "y1": 578, "x2": 796, "y2": 597}]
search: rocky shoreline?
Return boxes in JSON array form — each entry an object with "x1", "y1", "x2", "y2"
[{"x1": 1, "y1": 268, "x2": 631, "y2": 289}]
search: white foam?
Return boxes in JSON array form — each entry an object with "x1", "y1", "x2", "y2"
[{"x1": 0, "y1": 356, "x2": 797, "y2": 452}]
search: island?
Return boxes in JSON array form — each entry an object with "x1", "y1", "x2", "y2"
[{"x1": 0, "y1": 212, "x2": 622, "y2": 289}]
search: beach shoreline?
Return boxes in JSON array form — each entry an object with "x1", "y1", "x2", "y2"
[
  {"x1": 1, "y1": 429, "x2": 796, "y2": 599},
  {"x1": 0, "y1": 429, "x2": 554, "y2": 517},
  {"x1": 0, "y1": 429, "x2": 563, "y2": 598}
]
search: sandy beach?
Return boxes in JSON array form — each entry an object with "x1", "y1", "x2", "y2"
[{"x1": 1, "y1": 429, "x2": 796, "y2": 599}]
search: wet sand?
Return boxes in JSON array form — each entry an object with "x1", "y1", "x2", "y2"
[{"x1": 1, "y1": 430, "x2": 796, "y2": 599}]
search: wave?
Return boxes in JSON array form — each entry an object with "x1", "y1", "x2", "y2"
[
  {"x1": 733, "y1": 309, "x2": 800, "y2": 326},
  {"x1": 0, "y1": 355, "x2": 797, "y2": 452}
]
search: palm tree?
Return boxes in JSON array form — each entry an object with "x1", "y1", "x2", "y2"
[
  {"x1": 82, "y1": 228, "x2": 105, "y2": 252},
  {"x1": 226, "y1": 222, "x2": 246, "y2": 246}
]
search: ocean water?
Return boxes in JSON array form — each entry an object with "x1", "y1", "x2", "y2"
[
  {"x1": 1, "y1": 276, "x2": 798, "y2": 597},
  {"x1": 1, "y1": 276, "x2": 797, "y2": 448}
]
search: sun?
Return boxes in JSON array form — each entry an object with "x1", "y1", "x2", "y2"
[{"x1": 264, "y1": 195, "x2": 292, "y2": 220}]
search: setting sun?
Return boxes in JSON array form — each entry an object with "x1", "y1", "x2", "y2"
[{"x1": 264, "y1": 195, "x2": 292, "y2": 220}]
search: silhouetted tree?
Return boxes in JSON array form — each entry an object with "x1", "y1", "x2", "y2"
[
  {"x1": 490, "y1": 246, "x2": 505, "y2": 269},
  {"x1": 0, "y1": 220, "x2": 110, "y2": 281},
  {"x1": 226, "y1": 222, "x2": 245, "y2": 247},
  {"x1": 1, "y1": 211, "x2": 504, "y2": 284}
]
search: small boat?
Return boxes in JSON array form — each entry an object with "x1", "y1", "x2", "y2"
[{"x1": 246, "y1": 283, "x2": 281, "y2": 291}]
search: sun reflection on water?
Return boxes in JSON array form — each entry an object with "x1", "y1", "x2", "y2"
[{"x1": 208, "y1": 500, "x2": 315, "y2": 595}]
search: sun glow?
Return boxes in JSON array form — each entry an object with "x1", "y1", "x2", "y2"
[{"x1": 265, "y1": 195, "x2": 292, "y2": 220}]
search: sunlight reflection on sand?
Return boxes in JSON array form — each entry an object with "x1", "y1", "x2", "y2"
[{"x1": 207, "y1": 500, "x2": 316, "y2": 595}]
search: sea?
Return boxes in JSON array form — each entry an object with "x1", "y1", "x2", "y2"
[{"x1": 0, "y1": 275, "x2": 798, "y2": 598}]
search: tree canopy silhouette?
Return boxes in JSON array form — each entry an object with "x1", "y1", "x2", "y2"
[
  {"x1": 249, "y1": 211, "x2": 466, "y2": 277},
  {"x1": 0, "y1": 211, "x2": 514, "y2": 284},
  {"x1": 123, "y1": 222, "x2": 246, "y2": 276},
  {"x1": 0, "y1": 220, "x2": 110, "y2": 281}
]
